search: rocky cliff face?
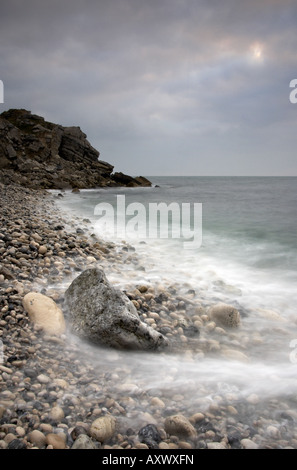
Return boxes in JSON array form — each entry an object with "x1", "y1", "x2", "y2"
[{"x1": 0, "y1": 109, "x2": 151, "y2": 189}]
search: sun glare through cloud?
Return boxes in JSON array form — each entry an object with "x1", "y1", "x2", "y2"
[{"x1": 250, "y1": 42, "x2": 264, "y2": 63}]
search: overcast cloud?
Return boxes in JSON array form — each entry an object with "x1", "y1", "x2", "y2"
[{"x1": 1, "y1": 0, "x2": 297, "y2": 176}]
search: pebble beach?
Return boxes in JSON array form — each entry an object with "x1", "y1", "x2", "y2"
[{"x1": 1, "y1": 182, "x2": 297, "y2": 450}]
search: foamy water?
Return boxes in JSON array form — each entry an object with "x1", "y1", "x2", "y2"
[{"x1": 53, "y1": 177, "x2": 297, "y2": 420}]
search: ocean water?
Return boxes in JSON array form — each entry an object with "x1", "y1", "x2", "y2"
[{"x1": 55, "y1": 176, "x2": 297, "y2": 435}]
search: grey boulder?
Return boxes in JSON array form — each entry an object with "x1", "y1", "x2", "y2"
[{"x1": 64, "y1": 268, "x2": 168, "y2": 351}]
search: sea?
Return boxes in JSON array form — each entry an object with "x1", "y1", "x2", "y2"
[{"x1": 54, "y1": 176, "x2": 297, "y2": 438}]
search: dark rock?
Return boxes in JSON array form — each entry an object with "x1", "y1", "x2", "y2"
[
  {"x1": 64, "y1": 268, "x2": 168, "y2": 351},
  {"x1": 138, "y1": 424, "x2": 162, "y2": 449},
  {"x1": 183, "y1": 324, "x2": 200, "y2": 337},
  {"x1": 23, "y1": 368, "x2": 37, "y2": 378},
  {"x1": 0, "y1": 264, "x2": 14, "y2": 280},
  {"x1": 112, "y1": 172, "x2": 152, "y2": 188},
  {"x1": 70, "y1": 426, "x2": 88, "y2": 441},
  {"x1": 112, "y1": 172, "x2": 139, "y2": 187},
  {"x1": 0, "y1": 109, "x2": 151, "y2": 190},
  {"x1": 71, "y1": 434, "x2": 98, "y2": 449},
  {"x1": 7, "y1": 439, "x2": 27, "y2": 449},
  {"x1": 134, "y1": 176, "x2": 152, "y2": 187}
]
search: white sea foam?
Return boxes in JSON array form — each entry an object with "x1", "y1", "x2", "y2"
[{"x1": 54, "y1": 177, "x2": 297, "y2": 406}]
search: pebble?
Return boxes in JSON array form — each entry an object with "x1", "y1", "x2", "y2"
[
  {"x1": 164, "y1": 414, "x2": 197, "y2": 439},
  {"x1": 89, "y1": 416, "x2": 117, "y2": 443},
  {"x1": 246, "y1": 393, "x2": 260, "y2": 405},
  {"x1": 190, "y1": 412, "x2": 205, "y2": 423},
  {"x1": 50, "y1": 405, "x2": 65, "y2": 422},
  {"x1": 38, "y1": 246, "x2": 48, "y2": 255},
  {"x1": 207, "y1": 442, "x2": 227, "y2": 449},
  {"x1": 71, "y1": 434, "x2": 98, "y2": 449},
  {"x1": 46, "y1": 433, "x2": 67, "y2": 449},
  {"x1": 28, "y1": 430, "x2": 47, "y2": 448},
  {"x1": 15, "y1": 426, "x2": 26, "y2": 437},
  {"x1": 241, "y1": 438, "x2": 259, "y2": 449},
  {"x1": 150, "y1": 397, "x2": 165, "y2": 408},
  {"x1": 37, "y1": 374, "x2": 51, "y2": 384}
]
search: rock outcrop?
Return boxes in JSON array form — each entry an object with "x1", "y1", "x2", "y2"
[
  {"x1": 0, "y1": 108, "x2": 151, "y2": 189},
  {"x1": 64, "y1": 267, "x2": 168, "y2": 351}
]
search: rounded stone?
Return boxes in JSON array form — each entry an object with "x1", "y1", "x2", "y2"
[
  {"x1": 89, "y1": 416, "x2": 116, "y2": 443},
  {"x1": 15, "y1": 426, "x2": 26, "y2": 437},
  {"x1": 28, "y1": 430, "x2": 47, "y2": 448},
  {"x1": 150, "y1": 397, "x2": 165, "y2": 408},
  {"x1": 23, "y1": 292, "x2": 66, "y2": 335},
  {"x1": 207, "y1": 442, "x2": 227, "y2": 449},
  {"x1": 71, "y1": 434, "x2": 98, "y2": 449},
  {"x1": 37, "y1": 374, "x2": 51, "y2": 384},
  {"x1": 38, "y1": 245, "x2": 48, "y2": 255},
  {"x1": 50, "y1": 405, "x2": 65, "y2": 422},
  {"x1": 164, "y1": 414, "x2": 197, "y2": 439},
  {"x1": 241, "y1": 438, "x2": 259, "y2": 449},
  {"x1": 208, "y1": 303, "x2": 240, "y2": 328},
  {"x1": 46, "y1": 433, "x2": 67, "y2": 449}
]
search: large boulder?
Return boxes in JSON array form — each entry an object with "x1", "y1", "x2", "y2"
[{"x1": 64, "y1": 268, "x2": 168, "y2": 351}]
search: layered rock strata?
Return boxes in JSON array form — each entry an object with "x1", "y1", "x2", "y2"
[{"x1": 0, "y1": 108, "x2": 151, "y2": 190}]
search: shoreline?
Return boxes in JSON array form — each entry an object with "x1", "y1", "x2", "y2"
[{"x1": 1, "y1": 183, "x2": 297, "y2": 449}]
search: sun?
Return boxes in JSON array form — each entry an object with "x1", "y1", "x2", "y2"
[
  {"x1": 250, "y1": 43, "x2": 264, "y2": 62},
  {"x1": 253, "y1": 45, "x2": 262, "y2": 59}
]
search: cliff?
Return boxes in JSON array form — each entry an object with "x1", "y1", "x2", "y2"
[{"x1": 0, "y1": 109, "x2": 151, "y2": 189}]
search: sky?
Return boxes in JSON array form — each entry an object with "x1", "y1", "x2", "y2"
[{"x1": 1, "y1": 0, "x2": 297, "y2": 176}]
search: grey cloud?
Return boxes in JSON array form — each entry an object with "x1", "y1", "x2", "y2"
[{"x1": 1, "y1": 0, "x2": 297, "y2": 175}]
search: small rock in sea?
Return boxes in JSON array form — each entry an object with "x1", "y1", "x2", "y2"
[
  {"x1": 70, "y1": 426, "x2": 88, "y2": 441},
  {"x1": 37, "y1": 373, "x2": 51, "y2": 384},
  {"x1": 50, "y1": 405, "x2": 65, "y2": 422},
  {"x1": 0, "y1": 265, "x2": 15, "y2": 280},
  {"x1": 28, "y1": 430, "x2": 47, "y2": 448},
  {"x1": 208, "y1": 303, "x2": 241, "y2": 328},
  {"x1": 190, "y1": 412, "x2": 205, "y2": 423},
  {"x1": 89, "y1": 416, "x2": 117, "y2": 443},
  {"x1": 150, "y1": 397, "x2": 165, "y2": 408},
  {"x1": 246, "y1": 393, "x2": 260, "y2": 405},
  {"x1": 138, "y1": 424, "x2": 162, "y2": 449},
  {"x1": 222, "y1": 348, "x2": 249, "y2": 362},
  {"x1": 38, "y1": 245, "x2": 47, "y2": 255},
  {"x1": 240, "y1": 438, "x2": 259, "y2": 449},
  {"x1": 71, "y1": 434, "x2": 98, "y2": 449},
  {"x1": 23, "y1": 292, "x2": 66, "y2": 335},
  {"x1": 46, "y1": 433, "x2": 67, "y2": 449},
  {"x1": 7, "y1": 439, "x2": 27, "y2": 449},
  {"x1": 164, "y1": 414, "x2": 197, "y2": 439},
  {"x1": 207, "y1": 442, "x2": 227, "y2": 449}
]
